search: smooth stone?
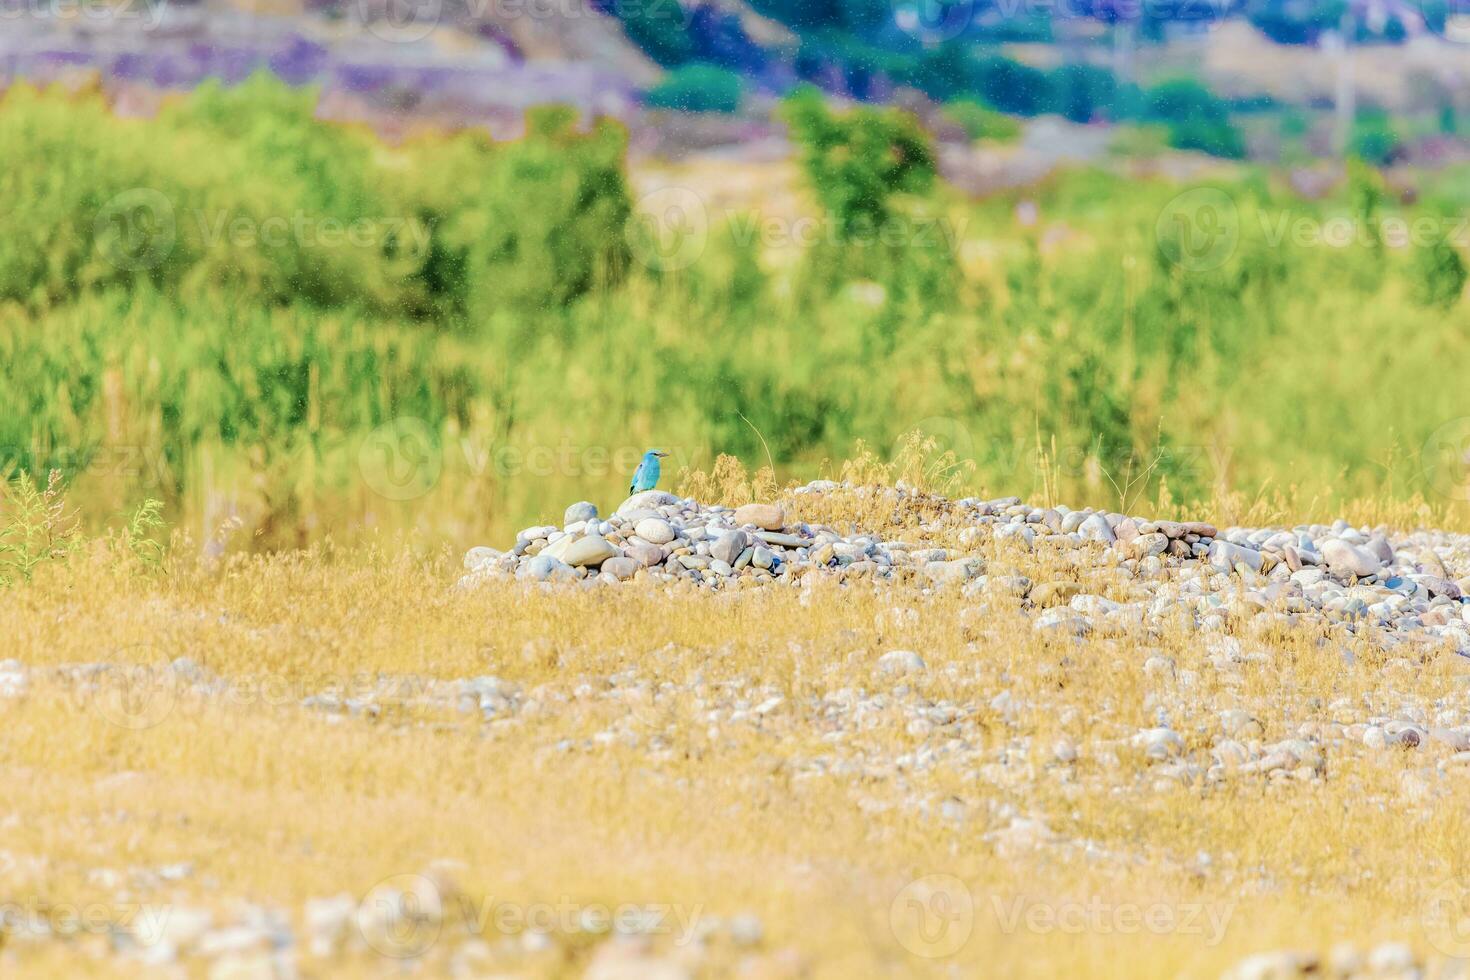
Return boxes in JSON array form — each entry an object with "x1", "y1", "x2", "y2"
[
  {"x1": 1283, "y1": 545, "x2": 1302, "y2": 572},
  {"x1": 600, "y1": 557, "x2": 639, "y2": 581},
  {"x1": 517, "y1": 555, "x2": 575, "y2": 582},
  {"x1": 1114, "y1": 519, "x2": 1140, "y2": 545},
  {"x1": 1077, "y1": 514, "x2": 1116, "y2": 544},
  {"x1": 711, "y1": 529, "x2": 751, "y2": 565},
  {"x1": 616, "y1": 490, "x2": 678, "y2": 516},
  {"x1": 1322, "y1": 539, "x2": 1380, "y2": 578},
  {"x1": 464, "y1": 546, "x2": 500, "y2": 570},
  {"x1": 564, "y1": 501, "x2": 598, "y2": 526},
  {"x1": 1130, "y1": 533, "x2": 1168, "y2": 559},
  {"x1": 540, "y1": 534, "x2": 577, "y2": 562},
  {"x1": 923, "y1": 559, "x2": 981, "y2": 586},
  {"x1": 634, "y1": 518, "x2": 676, "y2": 545},
  {"x1": 1417, "y1": 550, "x2": 1449, "y2": 577},
  {"x1": 625, "y1": 542, "x2": 664, "y2": 567},
  {"x1": 516, "y1": 525, "x2": 558, "y2": 545},
  {"x1": 1155, "y1": 520, "x2": 1186, "y2": 539},
  {"x1": 561, "y1": 536, "x2": 617, "y2": 568},
  {"x1": 878, "y1": 650, "x2": 925, "y2": 675},
  {"x1": 1031, "y1": 581, "x2": 1084, "y2": 607},
  {"x1": 1420, "y1": 576, "x2": 1462, "y2": 599},
  {"x1": 755, "y1": 530, "x2": 806, "y2": 548},
  {"x1": 733, "y1": 503, "x2": 785, "y2": 531},
  {"x1": 1208, "y1": 540, "x2": 1263, "y2": 574},
  {"x1": 751, "y1": 546, "x2": 774, "y2": 570},
  {"x1": 1034, "y1": 609, "x2": 1090, "y2": 635},
  {"x1": 994, "y1": 524, "x2": 1035, "y2": 548}
]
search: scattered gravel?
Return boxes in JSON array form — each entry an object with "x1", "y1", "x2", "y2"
[{"x1": 460, "y1": 482, "x2": 1470, "y2": 659}]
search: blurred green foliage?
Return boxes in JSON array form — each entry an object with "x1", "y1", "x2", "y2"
[
  {"x1": 0, "y1": 79, "x2": 630, "y2": 319},
  {"x1": 1, "y1": 76, "x2": 1468, "y2": 546},
  {"x1": 646, "y1": 64, "x2": 746, "y2": 113},
  {"x1": 942, "y1": 99, "x2": 1022, "y2": 143},
  {"x1": 1349, "y1": 109, "x2": 1401, "y2": 167}
]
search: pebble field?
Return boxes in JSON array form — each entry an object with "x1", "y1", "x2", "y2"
[{"x1": 4, "y1": 481, "x2": 1470, "y2": 978}]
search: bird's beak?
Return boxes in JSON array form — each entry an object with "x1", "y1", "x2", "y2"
[{"x1": 654, "y1": 451, "x2": 669, "y2": 458}]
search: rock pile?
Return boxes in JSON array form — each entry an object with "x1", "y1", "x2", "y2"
[{"x1": 461, "y1": 482, "x2": 1470, "y2": 656}]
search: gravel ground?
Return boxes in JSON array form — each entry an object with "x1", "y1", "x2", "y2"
[{"x1": 6, "y1": 482, "x2": 1470, "y2": 977}]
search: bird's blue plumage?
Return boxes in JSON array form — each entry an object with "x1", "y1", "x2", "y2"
[{"x1": 630, "y1": 450, "x2": 664, "y2": 494}]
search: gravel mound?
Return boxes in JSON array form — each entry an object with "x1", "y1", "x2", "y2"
[{"x1": 461, "y1": 482, "x2": 1470, "y2": 657}]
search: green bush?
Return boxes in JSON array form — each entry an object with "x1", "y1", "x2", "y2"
[
  {"x1": 1051, "y1": 64, "x2": 1117, "y2": 124},
  {"x1": 611, "y1": 0, "x2": 695, "y2": 67},
  {"x1": 0, "y1": 78, "x2": 633, "y2": 321},
  {"x1": 424, "y1": 106, "x2": 633, "y2": 321},
  {"x1": 5, "y1": 85, "x2": 1470, "y2": 546},
  {"x1": 646, "y1": 64, "x2": 745, "y2": 114},
  {"x1": 1349, "y1": 110, "x2": 1400, "y2": 167},
  {"x1": 1413, "y1": 240, "x2": 1468, "y2": 309},
  {"x1": 778, "y1": 88, "x2": 937, "y2": 240},
  {"x1": 943, "y1": 99, "x2": 1021, "y2": 143},
  {"x1": 1146, "y1": 78, "x2": 1247, "y2": 159}
]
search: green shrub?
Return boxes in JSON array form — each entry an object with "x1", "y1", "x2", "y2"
[
  {"x1": 1349, "y1": 110, "x2": 1400, "y2": 167},
  {"x1": 1413, "y1": 240, "x2": 1468, "y2": 309},
  {"x1": 943, "y1": 99, "x2": 1021, "y2": 143},
  {"x1": 646, "y1": 64, "x2": 745, "y2": 114},
  {"x1": 778, "y1": 88, "x2": 937, "y2": 240},
  {"x1": 438, "y1": 107, "x2": 632, "y2": 320},
  {"x1": 611, "y1": 0, "x2": 694, "y2": 67},
  {"x1": 4, "y1": 86, "x2": 1470, "y2": 546},
  {"x1": 1051, "y1": 63, "x2": 1117, "y2": 124},
  {"x1": 0, "y1": 78, "x2": 633, "y2": 322},
  {"x1": 1146, "y1": 78, "x2": 1247, "y2": 159}
]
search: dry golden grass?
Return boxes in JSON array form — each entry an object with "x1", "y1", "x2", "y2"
[{"x1": 4, "y1": 470, "x2": 1470, "y2": 978}]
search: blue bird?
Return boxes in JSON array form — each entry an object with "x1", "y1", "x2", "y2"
[{"x1": 629, "y1": 450, "x2": 669, "y2": 495}]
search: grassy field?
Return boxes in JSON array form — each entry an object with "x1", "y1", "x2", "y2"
[
  {"x1": 3, "y1": 479, "x2": 1470, "y2": 977},
  {"x1": 3, "y1": 80, "x2": 1470, "y2": 548},
  {"x1": 5, "y1": 77, "x2": 1470, "y2": 978}
]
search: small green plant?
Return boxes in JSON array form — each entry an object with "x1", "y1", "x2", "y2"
[
  {"x1": 0, "y1": 470, "x2": 80, "y2": 586},
  {"x1": 110, "y1": 498, "x2": 168, "y2": 573}
]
